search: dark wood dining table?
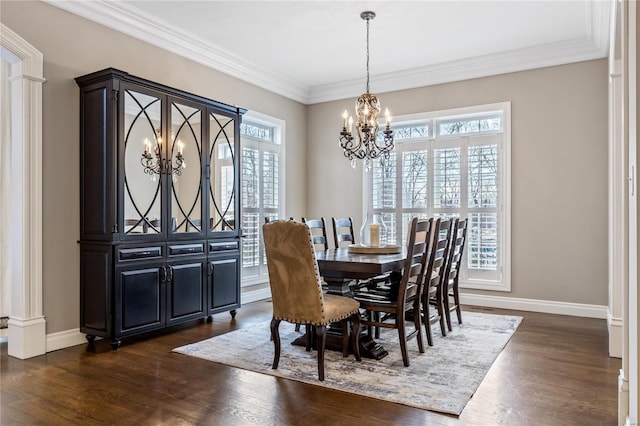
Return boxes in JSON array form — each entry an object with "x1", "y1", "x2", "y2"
[
  {"x1": 315, "y1": 247, "x2": 407, "y2": 297},
  {"x1": 294, "y1": 247, "x2": 407, "y2": 359}
]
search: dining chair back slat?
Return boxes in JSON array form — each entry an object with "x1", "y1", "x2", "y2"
[
  {"x1": 332, "y1": 217, "x2": 355, "y2": 248},
  {"x1": 302, "y1": 217, "x2": 329, "y2": 250}
]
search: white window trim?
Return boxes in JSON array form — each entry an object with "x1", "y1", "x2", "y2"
[
  {"x1": 366, "y1": 101, "x2": 511, "y2": 292},
  {"x1": 240, "y1": 110, "x2": 285, "y2": 288}
]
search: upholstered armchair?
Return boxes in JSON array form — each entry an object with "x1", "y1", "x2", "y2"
[{"x1": 262, "y1": 220, "x2": 361, "y2": 381}]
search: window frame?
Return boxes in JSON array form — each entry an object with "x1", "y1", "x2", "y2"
[
  {"x1": 240, "y1": 111, "x2": 285, "y2": 287},
  {"x1": 366, "y1": 102, "x2": 511, "y2": 292}
]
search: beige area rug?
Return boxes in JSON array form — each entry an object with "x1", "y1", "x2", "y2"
[{"x1": 173, "y1": 311, "x2": 522, "y2": 416}]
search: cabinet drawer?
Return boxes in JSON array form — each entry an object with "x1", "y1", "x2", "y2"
[
  {"x1": 117, "y1": 246, "x2": 163, "y2": 262},
  {"x1": 168, "y1": 243, "x2": 205, "y2": 257},
  {"x1": 209, "y1": 241, "x2": 239, "y2": 252}
]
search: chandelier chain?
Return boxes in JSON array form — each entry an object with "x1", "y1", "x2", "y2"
[{"x1": 366, "y1": 17, "x2": 370, "y2": 93}]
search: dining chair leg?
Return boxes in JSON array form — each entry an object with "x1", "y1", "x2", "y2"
[
  {"x1": 270, "y1": 318, "x2": 281, "y2": 369},
  {"x1": 414, "y1": 301, "x2": 424, "y2": 353},
  {"x1": 341, "y1": 320, "x2": 349, "y2": 357},
  {"x1": 316, "y1": 325, "x2": 327, "y2": 381},
  {"x1": 454, "y1": 285, "x2": 462, "y2": 324},
  {"x1": 423, "y1": 299, "x2": 434, "y2": 346},
  {"x1": 439, "y1": 303, "x2": 447, "y2": 337},
  {"x1": 351, "y1": 313, "x2": 361, "y2": 361},
  {"x1": 305, "y1": 324, "x2": 312, "y2": 351},
  {"x1": 295, "y1": 323, "x2": 301, "y2": 332},
  {"x1": 397, "y1": 314, "x2": 409, "y2": 367},
  {"x1": 444, "y1": 290, "x2": 453, "y2": 332},
  {"x1": 436, "y1": 289, "x2": 447, "y2": 337},
  {"x1": 374, "y1": 311, "x2": 381, "y2": 339}
]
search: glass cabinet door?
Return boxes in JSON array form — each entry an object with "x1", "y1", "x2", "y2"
[
  {"x1": 169, "y1": 100, "x2": 203, "y2": 234},
  {"x1": 209, "y1": 112, "x2": 236, "y2": 233},
  {"x1": 123, "y1": 89, "x2": 163, "y2": 236}
]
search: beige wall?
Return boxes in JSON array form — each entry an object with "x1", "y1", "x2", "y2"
[
  {"x1": 307, "y1": 60, "x2": 609, "y2": 305},
  {"x1": 1, "y1": 0, "x2": 609, "y2": 335},
  {"x1": 0, "y1": 0, "x2": 308, "y2": 334}
]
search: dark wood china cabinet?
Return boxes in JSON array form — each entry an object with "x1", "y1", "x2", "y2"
[{"x1": 76, "y1": 68, "x2": 245, "y2": 349}]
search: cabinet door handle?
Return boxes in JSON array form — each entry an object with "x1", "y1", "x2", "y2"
[
  {"x1": 167, "y1": 266, "x2": 174, "y2": 283},
  {"x1": 161, "y1": 266, "x2": 167, "y2": 282}
]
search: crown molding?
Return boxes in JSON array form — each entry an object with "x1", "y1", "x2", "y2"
[
  {"x1": 308, "y1": 36, "x2": 607, "y2": 104},
  {"x1": 44, "y1": 0, "x2": 310, "y2": 103},
  {"x1": 45, "y1": 0, "x2": 610, "y2": 106}
]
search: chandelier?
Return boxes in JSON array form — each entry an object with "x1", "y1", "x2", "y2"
[
  {"x1": 339, "y1": 11, "x2": 394, "y2": 170},
  {"x1": 141, "y1": 130, "x2": 186, "y2": 181}
]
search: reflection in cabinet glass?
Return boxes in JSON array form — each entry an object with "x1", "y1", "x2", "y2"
[
  {"x1": 170, "y1": 100, "x2": 203, "y2": 234},
  {"x1": 124, "y1": 90, "x2": 163, "y2": 235},
  {"x1": 210, "y1": 112, "x2": 236, "y2": 232},
  {"x1": 77, "y1": 68, "x2": 245, "y2": 349}
]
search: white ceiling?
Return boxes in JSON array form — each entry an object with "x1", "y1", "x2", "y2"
[{"x1": 48, "y1": 1, "x2": 611, "y2": 104}]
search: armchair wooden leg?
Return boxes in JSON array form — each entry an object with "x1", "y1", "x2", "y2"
[
  {"x1": 270, "y1": 318, "x2": 281, "y2": 369},
  {"x1": 316, "y1": 325, "x2": 327, "y2": 381}
]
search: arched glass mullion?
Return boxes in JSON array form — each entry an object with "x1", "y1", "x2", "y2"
[
  {"x1": 170, "y1": 102, "x2": 203, "y2": 233},
  {"x1": 209, "y1": 114, "x2": 235, "y2": 230},
  {"x1": 123, "y1": 93, "x2": 162, "y2": 232}
]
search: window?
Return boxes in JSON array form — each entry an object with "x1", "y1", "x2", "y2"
[
  {"x1": 369, "y1": 103, "x2": 511, "y2": 291},
  {"x1": 240, "y1": 114, "x2": 284, "y2": 285}
]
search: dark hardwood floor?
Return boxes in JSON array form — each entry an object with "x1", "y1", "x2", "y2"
[{"x1": 1, "y1": 301, "x2": 620, "y2": 425}]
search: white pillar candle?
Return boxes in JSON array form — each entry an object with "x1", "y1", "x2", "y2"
[{"x1": 369, "y1": 224, "x2": 380, "y2": 247}]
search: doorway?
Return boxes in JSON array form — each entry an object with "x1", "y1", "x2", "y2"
[{"x1": 1, "y1": 23, "x2": 46, "y2": 359}]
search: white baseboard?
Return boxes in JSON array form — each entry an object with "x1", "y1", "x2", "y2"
[
  {"x1": 608, "y1": 311, "x2": 624, "y2": 358},
  {"x1": 460, "y1": 293, "x2": 607, "y2": 319},
  {"x1": 241, "y1": 287, "x2": 271, "y2": 305},
  {"x1": 8, "y1": 317, "x2": 46, "y2": 359},
  {"x1": 46, "y1": 328, "x2": 87, "y2": 352},
  {"x1": 37, "y1": 291, "x2": 606, "y2": 353},
  {"x1": 39, "y1": 290, "x2": 274, "y2": 354}
]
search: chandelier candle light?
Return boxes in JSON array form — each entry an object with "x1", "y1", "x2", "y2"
[{"x1": 339, "y1": 11, "x2": 394, "y2": 171}]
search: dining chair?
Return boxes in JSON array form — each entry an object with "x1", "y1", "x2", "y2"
[
  {"x1": 301, "y1": 217, "x2": 329, "y2": 250},
  {"x1": 443, "y1": 218, "x2": 468, "y2": 331},
  {"x1": 332, "y1": 217, "x2": 355, "y2": 248},
  {"x1": 353, "y1": 217, "x2": 428, "y2": 367},
  {"x1": 262, "y1": 220, "x2": 361, "y2": 381},
  {"x1": 421, "y1": 218, "x2": 453, "y2": 345}
]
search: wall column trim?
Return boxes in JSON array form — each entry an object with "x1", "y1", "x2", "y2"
[{"x1": 1, "y1": 23, "x2": 46, "y2": 359}]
